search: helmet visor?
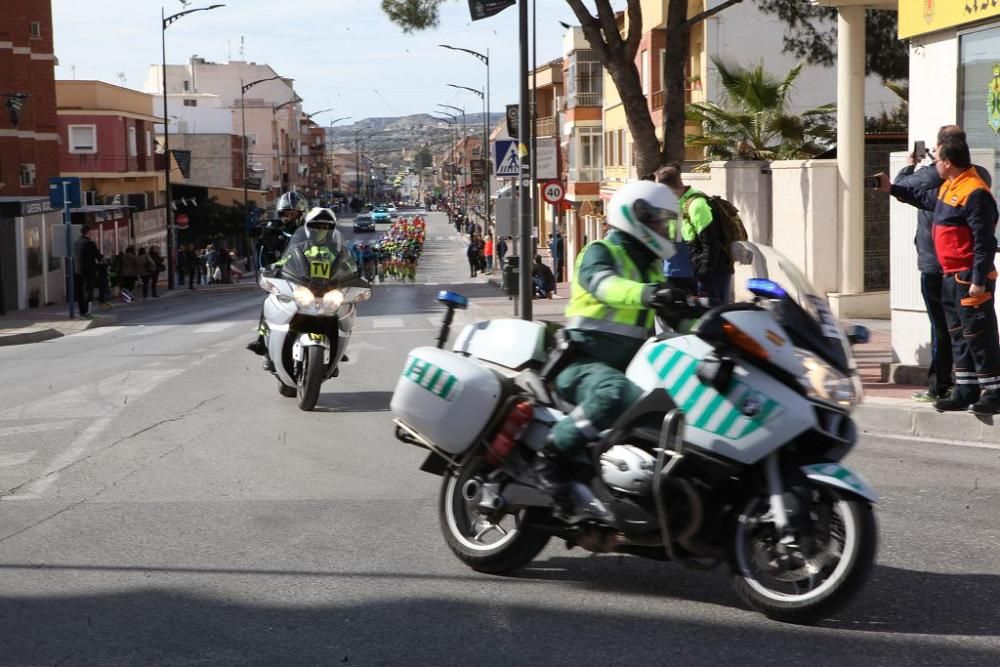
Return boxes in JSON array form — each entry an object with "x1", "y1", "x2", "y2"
[{"x1": 634, "y1": 198, "x2": 676, "y2": 226}]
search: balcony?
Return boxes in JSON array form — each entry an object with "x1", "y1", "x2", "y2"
[
  {"x1": 650, "y1": 89, "x2": 694, "y2": 110},
  {"x1": 567, "y1": 92, "x2": 601, "y2": 109},
  {"x1": 535, "y1": 116, "x2": 556, "y2": 138},
  {"x1": 652, "y1": 90, "x2": 664, "y2": 109}
]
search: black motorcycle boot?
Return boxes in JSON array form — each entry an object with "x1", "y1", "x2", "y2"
[
  {"x1": 262, "y1": 356, "x2": 275, "y2": 372},
  {"x1": 969, "y1": 391, "x2": 1000, "y2": 415},
  {"x1": 533, "y1": 442, "x2": 571, "y2": 507},
  {"x1": 246, "y1": 336, "x2": 266, "y2": 356}
]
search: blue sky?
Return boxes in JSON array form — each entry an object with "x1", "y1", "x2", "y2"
[{"x1": 52, "y1": 0, "x2": 627, "y2": 122}]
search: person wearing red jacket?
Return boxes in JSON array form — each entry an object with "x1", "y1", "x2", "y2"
[{"x1": 883, "y1": 131, "x2": 1000, "y2": 414}]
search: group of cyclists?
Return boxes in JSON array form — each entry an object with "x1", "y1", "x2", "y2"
[{"x1": 350, "y1": 216, "x2": 427, "y2": 284}]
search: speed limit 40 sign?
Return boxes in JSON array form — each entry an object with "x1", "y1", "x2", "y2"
[{"x1": 541, "y1": 181, "x2": 564, "y2": 204}]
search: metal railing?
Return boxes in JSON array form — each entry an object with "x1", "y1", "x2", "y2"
[
  {"x1": 567, "y1": 92, "x2": 601, "y2": 108},
  {"x1": 535, "y1": 116, "x2": 556, "y2": 137}
]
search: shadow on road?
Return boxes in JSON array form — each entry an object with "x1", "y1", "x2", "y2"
[{"x1": 0, "y1": 581, "x2": 995, "y2": 665}]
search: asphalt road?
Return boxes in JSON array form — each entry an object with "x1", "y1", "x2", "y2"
[{"x1": 0, "y1": 213, "x2": 998, "y2": 666}]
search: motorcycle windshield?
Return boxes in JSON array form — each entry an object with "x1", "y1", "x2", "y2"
[
  {"x1": 732, "y1": 242, "x2": 855, "y2": 374},
  {"x1": 276, "y1": 228, "x2": 358, "y2": 289}
]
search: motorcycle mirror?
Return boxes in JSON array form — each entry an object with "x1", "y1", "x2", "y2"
[
  {"x1": 846, "y1": 324, "x2": 870, "y2": 346},
  {"x1": 697, "y1": 355, "x2": 734, "y2": 394}
]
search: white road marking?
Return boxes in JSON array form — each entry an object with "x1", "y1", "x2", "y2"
[
  {"x1": 192, "y1": 322, "x2": 238, "y2": 334},
  {"x1": 0, "y1": 451, "x2": 36, "y2": 467},
  {"x1": 74, "y1": 326, "x2": 122, "y2": 337},
  {"x1": 371, "y1": 317, "x2": 405, "y2": 329},
  {"x1": 870, "y1": 431, "x2": 1000, "y2": 451},
  {"x1": 0, "y1": 421, "x2": 77, "y2": 438},
  {"x1": 9, "y1": 369, "x2": 185, "y2": 497}
]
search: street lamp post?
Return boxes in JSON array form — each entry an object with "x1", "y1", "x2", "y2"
[
  {"x1": 447, "y1": 84, "x2": 487, "y2": 229},
  {"x1": 241, "y1": 74, "x2": 282, "y2": 228},
  {"x1": 161, "y1": 3, "x2": 224, "y2": 290},
  {"x1": 326, "y1": 116, "x2": 351, "y2": 196},
  {"x1": 438, "y1": 104, "x2": 466, "y2": 212},
  {"x1": 434, "y1": 112, "x2": 458, "y2": 213},
  {"x1": 439, "y1": 45, "x2": 491, "y2": 233}
]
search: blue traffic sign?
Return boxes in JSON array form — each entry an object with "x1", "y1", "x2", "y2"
[
  {"x1": 48, "y1": 177, "x2": 82, "y2": 209},
  {"x1": 493, "y1": 140, "x2": 520, "y2": 177}
]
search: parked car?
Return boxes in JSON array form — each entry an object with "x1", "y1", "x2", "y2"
[
  {"x1": 353, "y1": 214, "x2": 375, "y2": 233},
  {"x1": 387, "y1": 205, "x2": 398, "y2": 219},
  {"x1": 371, "y1": 207, "x2": 391, "y2": 224}
]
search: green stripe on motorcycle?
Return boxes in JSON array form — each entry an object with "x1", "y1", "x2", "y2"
[
  {"x1": 647, "y1": 344, "x2": 667, "y2": 366},
  {"x1": 693, "y1": 394, "x2": 726, "y2": 429}
]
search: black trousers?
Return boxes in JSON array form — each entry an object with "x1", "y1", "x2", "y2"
[
  {"x1": 74, "y1": 273, "x2": 94, "y2": 316},
  {"x1": 920, "y1": 272, "x2": 953, "y2": 396},
  {"x1": 942, "y1": 271, "x2": 1000, "y2": 403}
]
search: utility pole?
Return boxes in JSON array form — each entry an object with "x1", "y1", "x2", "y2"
[{"x1": 517, "y1": 0, "x2": 533, "y2": 320}]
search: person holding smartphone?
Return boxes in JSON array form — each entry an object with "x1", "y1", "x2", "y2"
[{"x1": 875, "y1": 126, "x2": 1000, "y2": 414}]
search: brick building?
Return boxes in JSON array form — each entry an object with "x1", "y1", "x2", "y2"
[{"x1": 0, "y1": 0, "x2": 59, "y2": 196}]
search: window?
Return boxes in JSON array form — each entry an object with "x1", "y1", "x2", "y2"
[
  {"x1": 19, "y1": 164, "x2": 36, "y2": 187},
  {"x1": 571, "y1": 127, "x2": 602, "y2": 182},
  {"x1": 567, "y1": 52, "x2": 603, "y2": 108},
  {"x1": 29, "y1": 21, "x2": 41, "y2": 39},
  {"x1": 182, "y1": 80, "x2": 190, "y2": 92},
  {"x1": 659, "y1": 50, "x2": 667, "y2": 91},
  {"x1": 617, "y1": 129, "x2": 624, "y2": 166},
  {"x1": 959, "y1": 26, "x2": 1000, "y2": 193},
  {"x1": 128, "y1": 127, "x2": 137, "y2": 156},
  {"x1": 68, "y1": 125, "x2": 97, "y2": 153},
  {"x1": 183, "y1": 99, "x2": 197, "y2": 107},
  {"x1": 145, "y1": 130, "x2": 152, "y2": 155},
  {"x1": 641, "y1": 49, "x2": 650, "y2": 95}
]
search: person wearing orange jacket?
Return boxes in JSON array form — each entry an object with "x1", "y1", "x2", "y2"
[{"x1": 881, "y1": 128, "x2": 1000, "y2": 414}]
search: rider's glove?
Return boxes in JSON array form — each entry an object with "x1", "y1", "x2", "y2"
[{"x1": 643, "y1": 284, "x2": 691, "y2": 310}]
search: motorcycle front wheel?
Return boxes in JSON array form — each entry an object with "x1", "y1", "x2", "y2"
[
  {"x1": 439, "y1": 453, "x2": 549, "y2": 575},
  {"x1": 731, "y1": 485, "x2": 877, "y2": 624},
  {"x1": 296, "y1": 346, "x2": 325, "y2": 411}
]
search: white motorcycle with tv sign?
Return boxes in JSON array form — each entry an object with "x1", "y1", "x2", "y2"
[
  {"x1": 390, "y1": 243, "x2": 876, "y2": 623},
  {"x1": 257, "y1": 212, "x2": 371, "y2": 411}
]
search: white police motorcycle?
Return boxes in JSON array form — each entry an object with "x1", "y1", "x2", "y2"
[
  {"x1": 390, "y1": 242, "x2": 876, "y2": 623},
  {"x1": 258, "y1": 209, "x2": 371, "y2": 411}
]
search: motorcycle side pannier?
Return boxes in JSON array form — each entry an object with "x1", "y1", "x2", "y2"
[{"x1": 390, "y1": 346, "x2": 503, "y2": 455}]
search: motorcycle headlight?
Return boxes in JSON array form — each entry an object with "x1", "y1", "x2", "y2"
[
  {"x1": 292, "y1": 285, "x2": 316, "y2": 307},
  {"x1": 323, "y1": 289, "x2": 345, "y2": 309},
  {"x1": 794, "y1": 349, "x2": 863, "y2": 409}
]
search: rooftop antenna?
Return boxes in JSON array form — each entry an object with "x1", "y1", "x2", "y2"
[
  {"x1": 227, "y1": 39, "x2": 231, "y2": 61},
  {"x1": 239, "y1": 36, "x2": 245, "y2": 60},
  {"x1": 116, "y1": 72, "x2": 127, "y2": 86},
  {"x1": 70, "y1": 65, "x2": 76, "y2": 80}
]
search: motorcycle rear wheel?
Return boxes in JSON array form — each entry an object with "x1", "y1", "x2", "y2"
[
  {"x1": 439, "y1": 454, "x2": 549, "y2": 575},
  {"x1": 297, "y1": 346, "x2": 325, "y2": 411},
  {"x1": 731, "y1": 486, "x2": 877, "y2": 624}
]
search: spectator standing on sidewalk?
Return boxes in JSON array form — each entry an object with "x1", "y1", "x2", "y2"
[
  {"x1": 149, "y1": 246, "x2": 164, "y2": 298},
  {"x1": 205, "y1": 244, "x2": 217, "y2": 284},
  {"x1": 880, "y1": 127, "x2": 1000, "y2": 414},
  {"x1": 219, "y1": 244, "x2": 233, "y2": 283},
  {"x1": 467, "y1": 234, "x2": 481, "y2": 278},
  {"x1": 483, "y1": 235, "x2": 494, "y2": 274},
  {"x1": 656, "y1": 163, "x2": 733, "y2": 305},
  {"x1": 72, "y1": 224, "x2": 100, "y2": 318},
  {"x1": 887, "y1": 137, "x2": 992, "y2": 402},
  {"x1": 97, "y1": 255, "x2": 111, "y2": 307},
  {"x1": 121, "y1": 246, "x2": 142, "y2": 303},
  {"x1": 184, "y1": 244, "x2": 198, "y2": 289},
  {"x1": 139, "y1": 247, "x2": 156, "y2": 299},
  {"x1": 549, "y1": 230, "x2": 565, "y2": 288}
]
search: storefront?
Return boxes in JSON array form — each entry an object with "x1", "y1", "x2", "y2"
[
  {"x1": 70, "y1": 206, "x2": 132, "y2": 258},
  {"x1": 890, "y1": 0, "x2": 1000, "y2": 371},
  {"x1": 0, "y1": 197, "x2": 67, "y2": 312}
]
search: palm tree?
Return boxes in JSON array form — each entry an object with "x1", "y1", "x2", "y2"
[{"x1": 685, "y1": 58, "x2": 836, "y2": 165}]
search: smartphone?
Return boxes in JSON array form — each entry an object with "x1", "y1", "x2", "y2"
[
  {"x1": 914, "y1": 140, "x2": 926, "y2": 161},
  {"x1": 864, "y1": 175, "x2": 881, "y2": 189}
]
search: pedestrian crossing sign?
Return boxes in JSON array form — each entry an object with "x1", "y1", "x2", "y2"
[{"x1": 494, "y1": 140, "x2": 520, "y2": 177}]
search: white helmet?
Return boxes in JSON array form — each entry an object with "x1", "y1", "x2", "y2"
[
  {"x1": 303, "y1": 207, "x2": 337, "y2": 241},
  {"x1": 607, "y1": 180, "x2": 679, "y2": 259}
]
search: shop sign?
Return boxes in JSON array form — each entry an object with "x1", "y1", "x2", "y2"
[{"x1": 900, "y1": 0, "x2": 1000, "y2": 39}]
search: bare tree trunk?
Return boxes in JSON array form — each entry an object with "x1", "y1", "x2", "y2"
[
  {"x1": 605, "y1": 59, "x2": 661, "y2": 179},
  {"x1": 662, "y1": 0, "x2": 690, "y2": 165}
]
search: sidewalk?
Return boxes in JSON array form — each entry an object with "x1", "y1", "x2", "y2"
[
  {"x1": 0, "y1": 279, "x2": 254, "y2": 347},
  {"x1": 470, "y1": 276, "x2": 998, "y2": 445}
]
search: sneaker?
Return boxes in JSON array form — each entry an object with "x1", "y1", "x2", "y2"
[
  {"x1": 913, "y1": 389, "x2": 950, "y2": 402},
  {"x1": 82, "y1": 313, "x2": 99, "y2": 320},
  {"x1": 934, "y1": 396, "x2": 976, "y2": 412},
  {"x1": 969, "y1": 393, "x2": 1000, "y2": 415},
  {"x1": 246, "y1": 338, "x2": 267, "y2": 356}
]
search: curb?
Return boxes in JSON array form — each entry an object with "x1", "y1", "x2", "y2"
[
  {"x1": 0, "y1": 328, "x2": 63, "y2": 346},
  {"x1": 854, "y1": 399, "x2": 1000, "y2": 444}
]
